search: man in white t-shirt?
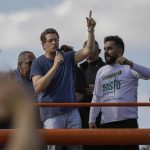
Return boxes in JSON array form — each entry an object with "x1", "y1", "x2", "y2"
[{"x1": 89, "y1": 35, "x2": 150, "y2": 150}]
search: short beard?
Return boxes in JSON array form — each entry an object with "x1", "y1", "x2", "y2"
[{"x1": 105, "y1": 56, "x2": 117, "y2": 64}]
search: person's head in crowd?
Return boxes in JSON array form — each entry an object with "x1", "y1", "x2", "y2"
[
  {"x1": 83, "y1": 40, "x2": 101, "y2": 63},
  {"x1": 17, "y1": 51, "x2": 35, "y2": 79},
  {"x1": 104, "y1": 35, "x2": 124, "y2": 64},
  {"x1": 40, "y1": 28, "x2": 59, "y2": 54},
  {"x1": 60, "y1": 45, "x2": 74, "y2": 52}
]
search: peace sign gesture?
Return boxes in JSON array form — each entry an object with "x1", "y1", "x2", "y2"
[{"x1": 86, "y1": 10, "x2": 96, "y2": 31}]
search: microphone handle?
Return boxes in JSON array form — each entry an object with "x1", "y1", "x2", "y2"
[{"x1": 55, "y1": 49, "x2": 64, "y2": 64}]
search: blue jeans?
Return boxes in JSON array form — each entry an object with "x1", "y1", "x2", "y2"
[{"x1": 43, "y1": 109, "x2": 82, "y2": 150}]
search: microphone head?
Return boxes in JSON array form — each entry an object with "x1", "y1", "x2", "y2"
[{"x1": 55, "y1": 48, "x2": 63, "y2": 54}]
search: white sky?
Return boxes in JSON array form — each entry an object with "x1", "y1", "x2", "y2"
[{"x1": 0, "y1": 0, "x2": 150, "y2": 128}]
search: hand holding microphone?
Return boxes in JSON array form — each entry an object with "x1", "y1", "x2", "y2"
[
  {"x1": 55, "y1": 48, "x2": 63, "y2": 55},
  {"x1": 53, "y1": 48, "x2": 64, "y2": 67}
]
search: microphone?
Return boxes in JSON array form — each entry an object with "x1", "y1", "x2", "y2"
[
  {"x1": 55, "y1": 48, "x2": 63, "y2": 54},
  {"x1": 55, "y1": 48, "x2": 64, "y2": 64}
]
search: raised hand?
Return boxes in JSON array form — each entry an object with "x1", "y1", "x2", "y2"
[
  {"x1": 86, "y1": 10, "x2": 96, "y2": 31},
  {"x1": 116, "y1": 56, "x2": 133, "y2": 67},
  {"x1": 86, "y1": 84, "x2": 94, "y2": 95}
]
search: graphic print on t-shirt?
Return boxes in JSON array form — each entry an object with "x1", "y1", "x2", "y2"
[{"x1": 101, "y1": 70, "x2": 122, "y2": 96}]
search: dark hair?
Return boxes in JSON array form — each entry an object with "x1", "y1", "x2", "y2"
[
  {"x1": 18, "y1": 51, "x2": 35, "y2": 65},
  {"x1": 104, "y1": 35, "x2": 124, "y2": 54},
  {"x1": 60, "y1": 45, "x2": 74, "y2": 52},
  {"x1": 40, "y1": 28, "x2": 59, "y2": 43}
]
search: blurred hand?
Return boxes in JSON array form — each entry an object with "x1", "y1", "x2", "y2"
[
  {"x1": 86, "y1": 84, "x2": 94, "y2": 95},
  {"x1": 0, "y1": 74, "x2": 31, "y2": 119},
  {"x1": 0, "y1": 73, "x2": 40, "y2": 150},
  {"x1": 89, "y1": 123, "x2": 97, "y2": 128}
]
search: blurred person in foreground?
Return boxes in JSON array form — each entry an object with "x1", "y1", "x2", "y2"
[
  {"x1": 30, "y1": 10, "x2": 96, "y2": 150},
  {"x1": 89, "y1": 35, "x2": 150, "y2": 150},
  {"x1": 0, "y1": 73, "x2": 40, "y2": 150}
]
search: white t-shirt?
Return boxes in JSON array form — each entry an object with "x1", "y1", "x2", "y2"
[{"x1": 89, "y1": 63, "x2": 150, "y2": 124}]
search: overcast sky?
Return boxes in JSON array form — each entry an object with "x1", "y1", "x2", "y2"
[{"x1": 0, "y1": 0, "x2": 150, "y2": 128}]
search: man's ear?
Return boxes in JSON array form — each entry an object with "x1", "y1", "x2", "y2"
[{"x1": 41, "y1": 42, "x2": 45, "y2": 51}]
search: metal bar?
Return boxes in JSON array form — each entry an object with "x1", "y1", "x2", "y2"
[
  {"x1": 33, "y1": 102, "x2": 150, "y2": 107},
  {"x1": 0, "y1": 129, "x2": 150, "y2": 145}
]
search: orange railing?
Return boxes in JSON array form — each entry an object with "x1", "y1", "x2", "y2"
[
  {"x1": 0, "y1": 102, "x2": 150, "y2": 145},
  {"x1": 33, "y1": 102, "x2": 150, "y2": 107},
  {"x1": 0, "y1": 129, "x2": 150, "y2": 145}
]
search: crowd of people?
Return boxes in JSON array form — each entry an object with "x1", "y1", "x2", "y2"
[{"x1": 0, "y1": 11, "x2": 150, "y2": 150}]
